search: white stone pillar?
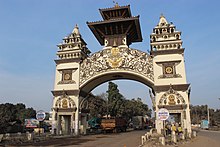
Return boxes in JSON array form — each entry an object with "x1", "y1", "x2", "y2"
[
  {"x1": 172, "y1": 131, "x2": 177, "y2": 143},
  {"x1": 185, "y1": 105, "x2": 192, "y2": 134},
  {"x1": 159, "y1": 137, "x2": 165, "y2": 146},
  {"x1": 57, "y1": 115, "x2": 61, "y2": 135},
  {"x1": 156, "y1": 119, "x2": 163, "y2": 134},
  {"x1": 74, "y1": 97, "x2": 79, "y2": 136}
]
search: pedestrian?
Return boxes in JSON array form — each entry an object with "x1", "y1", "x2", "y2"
[
  {"x1": 171, "y1": 123, "x2": 176, "y2": 133},
  {"x1": 178, "y1": 124, "x2": 183, "y2": 135}
]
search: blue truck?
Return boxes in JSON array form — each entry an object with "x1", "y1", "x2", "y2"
[{"x1": 201, "y1": 120, "x2": 209, "y2": 129}]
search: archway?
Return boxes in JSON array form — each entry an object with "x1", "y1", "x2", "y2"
[
  {"x1": 79, "y1": 47, "x2": 154, "y2": 97},
  {"x1": 51, "y1": 4, "x2": 192, "y2": 137}
]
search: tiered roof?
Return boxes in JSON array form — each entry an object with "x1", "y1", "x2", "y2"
[{"x1": 87, "y1": 4, "x2": 142, "y2": 46}]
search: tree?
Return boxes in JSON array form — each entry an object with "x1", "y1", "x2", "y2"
[
  {"x1": 0, "y1": 103, "x2": 36, "y2": 133},
  {"x1": 88, "y1": 81, "x2": 152, "y2": 121},
  {"x1": 106, "y1": 82, "x2": 151, "y2": 118},
  {"x1": 88, "y1": 93, "x2": 107, "y2": 118},
  {"x1": 106, "y1": 81, "x2": 125, "y2": 117},
  {"x1": 190, "y1": 105, "x2": 220, "y2": 126},
  {"x1": 0, "y1": 103, "x2": 16, "y2": 133}
]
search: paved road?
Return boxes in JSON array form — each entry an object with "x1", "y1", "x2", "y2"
[
  {"x1": 198, "y1": 129, "x2": 220, "y2": 142},
  {"x1": 179, "y1": 130, "x2": 220, "y2": 147},
  {"x1": 19, "y1": 130, "x2": 147, "y2": 147},
  {"x1": 77, "y1": 130, "x2": 147, "y2": 147}
]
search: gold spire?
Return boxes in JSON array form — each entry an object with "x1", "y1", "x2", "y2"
[{"x1": 113, "y1": 1, "x2": 119, "y2": 7}]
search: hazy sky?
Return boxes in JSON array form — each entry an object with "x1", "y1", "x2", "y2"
[{"x1": 0, "y1": 0, "x2": 220, "y2": 112}]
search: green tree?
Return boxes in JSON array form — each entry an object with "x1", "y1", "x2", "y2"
[
  {"x1": 88, "y1": 93, "x2": 107, "y2": 118},
  {"x1": 0, "y1": 103, "x2": 16, "y2": 133},
  {"x1": 0, "y1": 103, "x2": 36, "y2": 133},
  {"x1": 106, "y1": 81, "x2": 125, "y2": 117},
  {"x1": 190, "y1": 105, "x2": 220, "y2": 126}
]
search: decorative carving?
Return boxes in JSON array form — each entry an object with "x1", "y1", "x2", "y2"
[
  {"x1": 58, "y1": 69, "x2": 77, "y2": 85},
  {"x1": 159, "y1": 85, "x2": 185, "y2": 105},
  {"x1": 168, "y1": 95, "x2": 176, "y2": 105},
  {"x1": 58, "y1": 80, "x2": 76, "y2": 85},
  {"x1": 55, "y1": 91, "x2": 76, "y2": 109},
  {"x1": 62, "y1": 99, "x2": 68, "y2": 108},
  {"x1": 149, "y1": 89, "x2": 156, "y2": 111},
  {"x1": 80, "y1": 98, "x2": 89, "y2": 109},
  {"x1": 80, "y1": 47, "x2": 154, "y2": 85},
  {"x1": 156, "y1": 60, "x2": 182, "y2": 79},
  {"x1": 108, "y1": 47, "x2": 123, "y2": 68}
]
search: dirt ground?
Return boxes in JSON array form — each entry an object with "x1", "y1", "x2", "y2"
[
  {"x1": 2, "y1": 130, "x2": 220, "y2": 147},
  {"x1": 1, "y1": 130, "x2": 147, "y2": 147},
  {"x1": 178, "y1": 135, "x2": 220, "y2": 147},
  {"x1": 143, "y1": 130, "x2": 220, "y2": 147}
]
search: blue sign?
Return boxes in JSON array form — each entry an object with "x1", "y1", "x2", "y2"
[
  {"x1": 158, "y1": 108, "x2": 169, "y2": 121},
  {"x1": 36, "y1": 110, "x2": 46, "y2": 121}
]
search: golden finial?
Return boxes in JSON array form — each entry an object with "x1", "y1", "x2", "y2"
[{"x1": 113, "y1": 1, "x2": 119, "y2": 7}]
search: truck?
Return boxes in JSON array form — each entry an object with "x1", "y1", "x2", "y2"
[
  {"x1": 101, "y1": 118, "x2": 127, "y2": 133},
  {"x1": 88, "y1": 117, "x2": 102, "y2": 133},
  {"x1": 201, "y1": 120, "x2": 209, "y2": 129},
  {"x1": 132, "y1": 116, "x2": 151, "y2": 130}
]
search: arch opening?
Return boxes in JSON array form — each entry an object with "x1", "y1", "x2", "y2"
[{"x1": 79, "y1": 71, "x2": 154, "y2": 97}]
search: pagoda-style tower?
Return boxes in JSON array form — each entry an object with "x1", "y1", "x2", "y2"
[
  {"x1": 150, "y1": 14, "x2": 183, "y2": 54},
  {"x1": 51, "y1": 25, "x2": 91, "y2": 135},
  {"x1": 151, "y1": 15, "x2": 191, "y2": 135},
  {"x1": 87, "y1": 3, "x2": 142, "y2": 47},
  {"x1": 56, "y1": 25, "x2": 91, "y2": 61}
]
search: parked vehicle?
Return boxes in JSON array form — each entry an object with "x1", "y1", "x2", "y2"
[
  {"x1": 88, "y1": 117, "x2": 102, "y2": 133},
  {"x1": 132, "y1": 116, "x2": 151, "y2": 130},
  {"x1": 201, "y1": 120, "x2": 209, "y2": 129},
  {"x1": 101, "y1": 117, "x2": 127, "y2": 133}
]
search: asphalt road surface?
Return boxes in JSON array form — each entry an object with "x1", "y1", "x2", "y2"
[
  {"x1": 198, "y1": 129, "x2": 220, "y2": 142},
  {"x1": 179, "y1": 129, "x2": 220, "y2": 147},
  {"x1": 19, "y1": 130, "x2": 147, "y2": 147}
]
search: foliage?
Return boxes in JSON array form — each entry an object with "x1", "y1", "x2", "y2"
[
  {"x1": 0, "y1": 103, "x2": 36, "y2": 133},
  {"x1": 88, "y1": 81, "x2": 152, "y2": 121},
  {"x1": 106, "y1": 82, "x2": 125, "y2": 117},
  {"x1": 190, "y1": 105, "x2": 220, "y2": 126},
  {"x1": 88, "y1": 93, "x2": 107, "y2": 117}
]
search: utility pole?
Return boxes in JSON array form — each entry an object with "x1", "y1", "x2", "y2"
[{"x1": 207, "y1": 105, "x2": 210, "y2": 127}]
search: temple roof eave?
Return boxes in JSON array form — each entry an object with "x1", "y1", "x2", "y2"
[
  {"x1": 87, "y1": 16, "x2": 142, "y2": 45},
  {"x1": 99, "y1": 5, "x2": 132, "y2": 20},
  {"x1": 99, "y1": 4, "x2": 130, "y2": 12},
  {"x1": 87, "y1": 16, "x2": 140, "y2": 25}
]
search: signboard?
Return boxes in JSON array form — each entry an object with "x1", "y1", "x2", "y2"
[
  {"x1": 36, "y1": 110, "x2": 46, "y2": 121},
  {"x1": 158, "y1": 108, "x2": 169, "y2": 121},
  {"x1": 25, "y1": 119, "x2": 39, "y2": 128}
]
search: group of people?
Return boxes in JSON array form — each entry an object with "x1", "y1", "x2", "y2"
[{"x1": 165, "y1": 122, "x2": 183, "y2": 136}]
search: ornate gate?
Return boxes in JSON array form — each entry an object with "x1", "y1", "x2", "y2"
[{"x1": 51, "y1": 4, "x2": 192, "y2": 137}]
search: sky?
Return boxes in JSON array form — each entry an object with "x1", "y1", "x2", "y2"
[{"x1": 0, "y1": 0, "x2": 220, "y2": 112}]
